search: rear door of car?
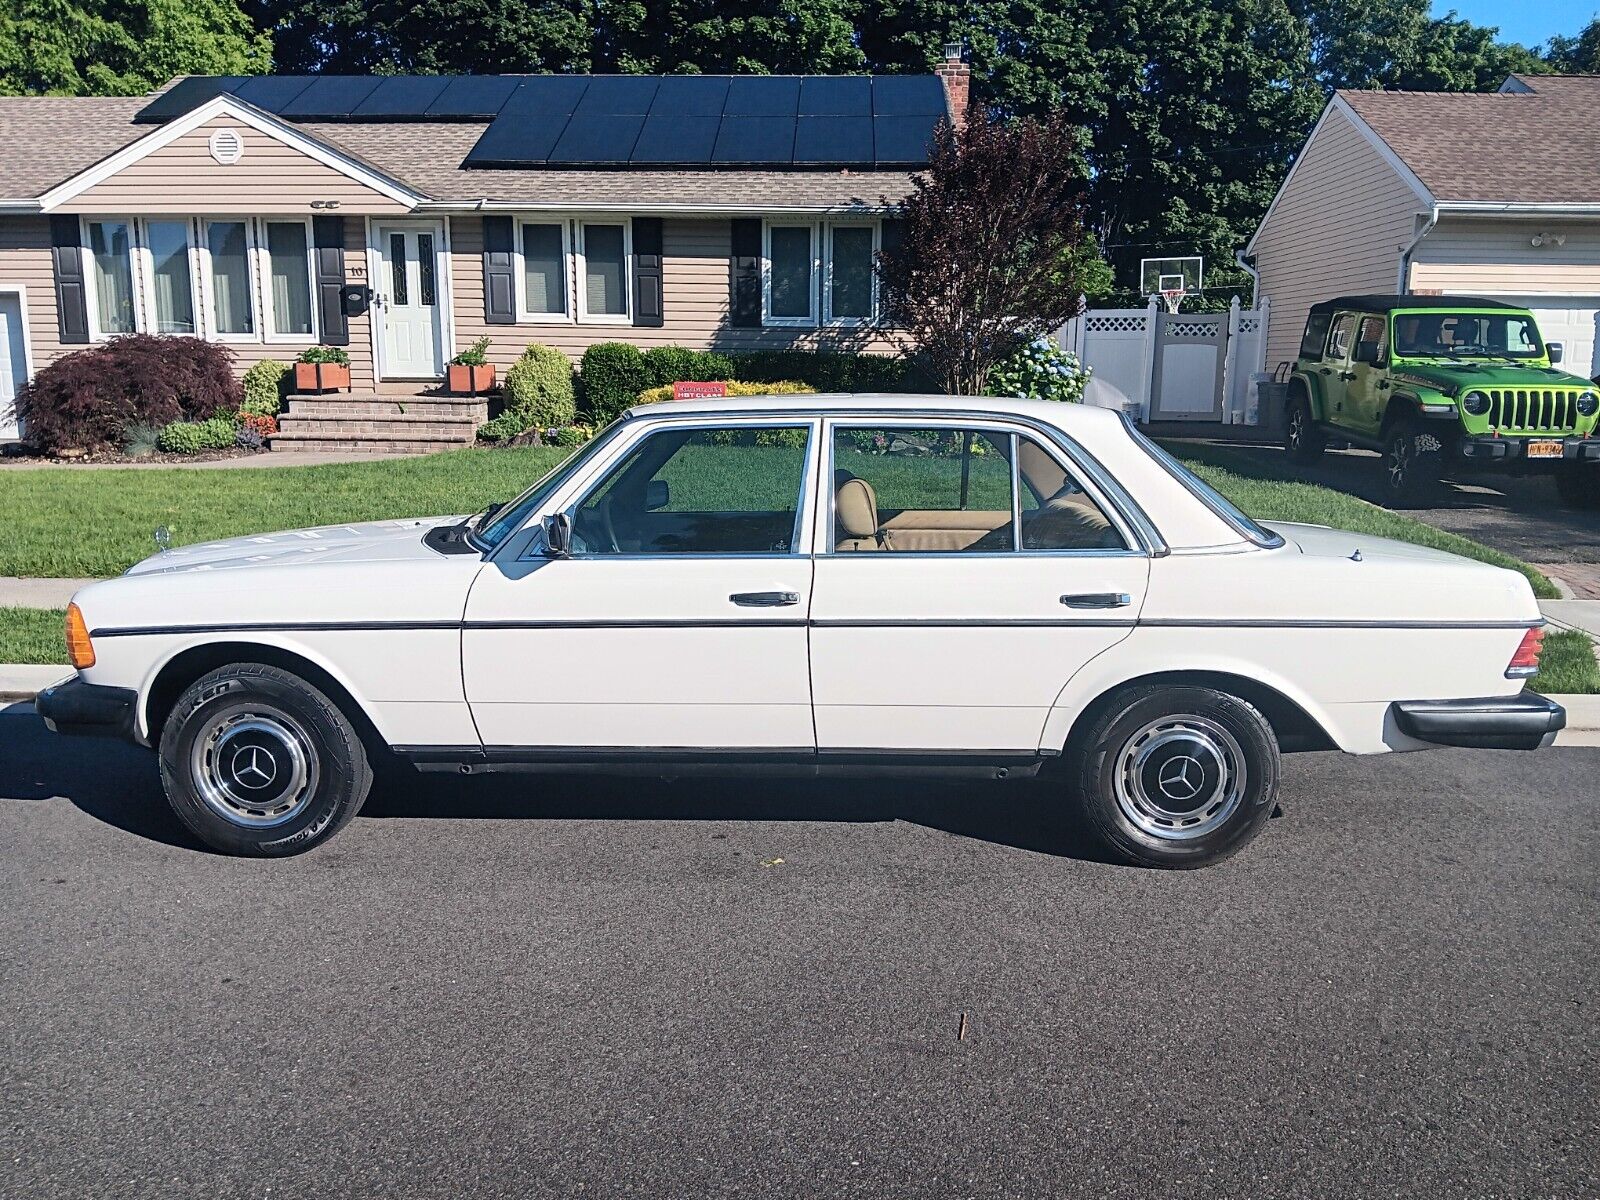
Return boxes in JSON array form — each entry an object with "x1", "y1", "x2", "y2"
[
  {"x1": 807, "y1": 416, "x2": 1150, "y2": 756},
  {"x1": 1347, "y1": 312, "x2": 1391, "y2": 436},
  {"x1": 1315, "y1": 310, "x2": 1358, "y2": 429}
]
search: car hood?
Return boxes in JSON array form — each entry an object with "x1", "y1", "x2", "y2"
[
  {"x1": 1389, "y1": 361, "x2": 1593, "y2": 393},
  {"x1": 124, "y1": 515, "x2": 468, "y2": 576}
]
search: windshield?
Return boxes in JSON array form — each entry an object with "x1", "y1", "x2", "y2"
[
  {"x1": 473, "y1": 420, "x2": 626, "y2": 551},
  {"x1": 1392, "y1": 311, "x2": 1545, "y2": 360}
]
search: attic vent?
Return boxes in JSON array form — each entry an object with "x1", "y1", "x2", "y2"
[{"x1": 208, "y1": 128, "x2": 244, "y2": 165}]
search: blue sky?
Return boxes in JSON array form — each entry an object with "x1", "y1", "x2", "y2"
[{"x1": 1433, "y1": 0, "x2": 1597, "y2": 46}]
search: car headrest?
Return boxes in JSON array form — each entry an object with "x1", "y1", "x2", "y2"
[{"x1": 836, "y1": 477, "x2": 880, "y2": 539}]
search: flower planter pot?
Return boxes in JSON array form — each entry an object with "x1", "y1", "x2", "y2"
[
  {"x1": 448, "y1": 363, "x2": 496, "y2": 396},
  {"x1": 294, "y1": 362, "x2": 350, "y2": 393}
]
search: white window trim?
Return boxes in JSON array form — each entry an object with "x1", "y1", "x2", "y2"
[
  {"x1": 135, "y1": 218, "x2": 200, "y2": 338},
  {"x1": 823, "y1": 221, "x2": 879, "y2": 328},
  {"x1": 197, "y1": 216, "x2": 263, "y2": 343},
  {"x1": 762, "y1": 220, "x2": 820, "y2": 328},
  {"x1": 256, "y1": 216, "x2": 321, "y2": 344},
  {"x1": 575, "y1": 218, "x2": 633, "y2": 325},
  {"x1": 79, "y1": 216, "x2": 142, "y2": 342},
  {"x1": 514, "y1": 216, "x2": 576, "y2": 324}
]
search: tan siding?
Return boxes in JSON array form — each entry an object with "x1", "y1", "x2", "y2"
[
  {"x1": 57, "y1": 117, "x2": 411, "y2": 216},
  {"x1": 447, "y1": 215, "x2": 901, "y2": 373},
  {"x1": 1253, "y1": 109, "x2": 1429, "y2": 369},
  {"x1": 1410, "y1": 218, "x2": 1600, "y2": 295}
]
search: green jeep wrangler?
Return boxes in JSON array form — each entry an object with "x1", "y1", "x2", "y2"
[{"x1": 1285, "y1": 295, "x2": 1600, "y2": 508}]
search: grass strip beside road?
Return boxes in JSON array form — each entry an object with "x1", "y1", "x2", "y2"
[
  {"x1": 1532, "y1": 630, "x2": 1600, "y2": 695},
  {"x1": 0, "y1": 607, "x2": 67, "y2": 665}
]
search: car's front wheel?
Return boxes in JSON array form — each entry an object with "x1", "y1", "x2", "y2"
[
  {"x1": 159, "y1": 663, "x2": 372, "y2": 856},
  {"x1": 1065, "y1": 684, "x2": 1280, "y2": 869},
  {"x1": 1555, "y1": 463, "x2": 1600, "y2": 511}
]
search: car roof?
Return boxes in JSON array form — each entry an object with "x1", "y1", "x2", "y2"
[
  {"x1": 624, "y1": 392, "x2": 1130, "y2": 432},
  {"x1": 1307, "y1": 295, "x2": 1525, "y2": 316}
]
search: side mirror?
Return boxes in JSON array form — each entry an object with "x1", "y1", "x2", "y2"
[
  {"x1": 644, "y1": 479, "x2": 670, "y2": 511},
  {"x1": 542, "y1": 512, "x2": 572, "y2": 558},
  {"x1": 1548, "y1": 342, "x2": 1564, "y2": 364},
  {"x1": 1353, "y1": 340, "x2": 1382, "y2": 365}
]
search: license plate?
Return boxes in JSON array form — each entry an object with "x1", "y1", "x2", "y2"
[{"x1": 1527, "y1": 440, "x2": 1565, "y2": 459}]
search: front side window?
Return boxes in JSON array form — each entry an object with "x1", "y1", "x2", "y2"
[
  {"x1": 206, "y1": 220, "x2": 255, "y2": 335},
  {"x1": 581, "y1": 222, "x2": 628, "y2": 318},
  {"x1": 767, "y1": 224, "x2": 815, "y2": 322},
  {"x1": 263, "y1": 220, "x2": 313, "y2": 336},
  {"x1": 572, "y1": 425, "x2": 810, "y2": 555},
  {"x1": 521, "y1": 222, "x2": 568, "y2": 317},
  {"x1": 144, "y1": 219, "x2": 195, "y2": 334},
  {"x1": 827, "y1": 225, "x2": 875, "y2": 322},
  {"x1": 1356, "y1": 315, "x2": 1387, "y2": 359},
  {"x1": 86, "y1": 220, "x2": 136, "y2": 335}
]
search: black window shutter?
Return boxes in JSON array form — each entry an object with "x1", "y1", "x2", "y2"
[
  {"x1": 482, "y1": 215, "x2": 516, "y2": 325},
  {"x1": 879, "y1": 217, "x2": 905, "y2": 262},
  {"x1": 312, "y1": 215, "x2": 348, "y2": 346},
  {"x1": 729, "y1": 218, "x2": 762, "y2": 328},
  {"x1": 49, "y1": 216, "x2": 89, "y2": 345},
  {"x1": 632, "y1": 217, "x2": 664, "y2": 328}
]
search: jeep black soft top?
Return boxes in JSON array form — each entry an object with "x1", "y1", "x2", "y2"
[{"x1": 1305, "y1": 295, "x2": 1523, "y2": 318}]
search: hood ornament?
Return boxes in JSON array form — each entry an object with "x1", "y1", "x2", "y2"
[
  {"x1": 1350, "y1": 548, "x2": 1363, "y2": 562},
  {"x1": 154, "y1": 525, "x2": 172, "y2": 552}
]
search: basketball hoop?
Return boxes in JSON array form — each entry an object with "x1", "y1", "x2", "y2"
[{"x1": 1160, "y1": 288, "x2": 1185, "y2": 314}]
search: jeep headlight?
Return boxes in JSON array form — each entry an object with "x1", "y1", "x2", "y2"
[
  {"x1": 1462, "y1": 390, "x2": 1490, "y2": 417},
  {"x1": 1578, "y1": 390, "x2": 1599, "y2": 417}
]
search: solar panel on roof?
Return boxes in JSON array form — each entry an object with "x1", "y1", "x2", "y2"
[
  {"x1": 549, "y1": 113, "x2": 646, "y2": 163},
  {"x1": 872, "y1": 75, "x2": 948, "y2": 116},
  {"x1": 231, "y1": 76, "x2": 317, "y2": 112},
  {"x1": 279, "y1": 75, "x2": 382, "y2": 118},
  {"x1": 463, "y1": 112, "x2": 571, "y2": 166},
  {"x1": 574, "y1": 76, "x2": 659, "y2": 116},
  {"x1": 425, "y1": 75, "x2": 519, "y2": 117},
  {"x1": 502, "y1": 75, "x2": 590, "y2": 115},
  {"x1": 873, "y1": 113, "x2": 940, "y2": 164},
  {"x1": 630, "y1": 114, "x2": 721, "y2": 164},
  {"x1": 724, "y1": 76, "x2": 800, "y2": 116},
  {"x1": 712, "y1": 115, "x2": 796, "y2": 165},
  {"x1": 651, "y1": 76, "x2": 730, "y2": 116},
  {"x1": 351, "y1": 75, "x2": 451, "y2": 118},
  {"x1": 799, "y1": 76, "x2": 870, "y2": 116},
  {"x1": 133, "y1": 76, "x2": 246, "y2": 122},
  {"x1": 794, "y1": 115, "x2": 873, "y2": 165}
]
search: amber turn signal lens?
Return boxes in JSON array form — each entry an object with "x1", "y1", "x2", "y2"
[
  {"x1": 65, "y1": 602, "x2": 95, "y2": 669},
  {"x1": 1505, "y1": 626, "x2": 1544, "y2": 679}
]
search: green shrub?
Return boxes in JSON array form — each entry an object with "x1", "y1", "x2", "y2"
[
  {"x1": 121, "y1": 421, "x2": 163, "y2": 458},
  {"x1": 580, "y1": 342, "x2": 650, "y2": 423},
  {"x1": 503, "y1": 343, "x2": 576, "y2": 427},
  {"x1": 986, "y1": 336, "x2": 1090, "y2": 403},
  {"x1": 727, "y1": 350, "x2": 918, "y2": 393},
  {"x1": 241, "y1": 360, "x2": 291, "y2": 417},
  {"x1": 297, "y1": 345, "x2": 349, "y2": 365},
  {"x1": 642, "y1": 346, "x2": 736, "y2": 389},
  {"x1": 635, "y1": 379, "x2": 818, "y2": 405},
  {"x1": 549, "y1": 423, "x2": 594, "y2": 447},
  {"x1": 477, "y1": 410, "x2": 533, "y2": 443},
  {"x1": 157, "y1": 415, "x2": 236, "y2": 454}
]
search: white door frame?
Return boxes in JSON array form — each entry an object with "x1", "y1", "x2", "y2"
[
  {"x1": 0, "y1": 284, "x2": 36, "y2": 440},
  {"x1": 365, "y1": 217, "x2": 454, "y2": 382}
]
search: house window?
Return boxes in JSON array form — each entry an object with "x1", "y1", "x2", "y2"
[
  {"x1": 826, "y1": 225, "x2": 875, "y2": 324},
  {"x1": 144, "y1": 219, "x2": 196, "y2": 335},
  {"x1": 579, "y1": 221, "x2": 629, "y2": 320},
  {"x1": 262, "y1": 220, "x2": 314, "y2": 337},
  {"x1": 86, "y1": 220, "x2": 137, "y2": 335},
  {"x1": 766, "y1": 224, "x2": 816, "y2": 324},
  {"x1": 763, "y1": 220, "x2": 882, "y2": 327},
  {"x1": 520, "y1": 221, "x2": 569, "y2": 319},
  {"x1": 205, "y1": 220, "x2": 255, "y2": 337}
]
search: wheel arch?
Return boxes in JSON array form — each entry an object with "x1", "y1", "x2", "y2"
[
  {"x1": 1380, "y1": 393, "x2": 1423, "y2": 435},
  {"x1": 1288, "y1": 371, "x2": 1324, "y2": 420}
]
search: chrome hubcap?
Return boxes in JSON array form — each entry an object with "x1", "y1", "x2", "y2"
[
  {"x1": 190, "y1": 704, "x2": 318, "y2": 827},
  {"x1": 1113, "y1": 715, "x2": 1247, "y2": 841}
]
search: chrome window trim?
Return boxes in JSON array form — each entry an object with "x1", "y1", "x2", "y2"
[{"x1": 1120, "y1": 414, "x2": 1285, "y2": 550}]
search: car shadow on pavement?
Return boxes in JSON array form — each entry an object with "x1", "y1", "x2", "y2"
[{"x1": 2, "y1": 705, "x2": 1111, "y2": 863}]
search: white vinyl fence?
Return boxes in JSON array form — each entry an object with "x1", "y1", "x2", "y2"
[{"x1": 1058, "y1": 296, "x2": 1268, "y2": 425}]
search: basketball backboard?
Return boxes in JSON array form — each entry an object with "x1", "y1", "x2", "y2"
[{"x1": 1140, "y1": 256, "x2": 1203, "y2": 300}]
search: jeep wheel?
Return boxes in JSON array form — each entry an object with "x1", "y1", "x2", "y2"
[
  {"x1": 1065, "y1": 684, "x2": 1280, "y2": 869},
  {"x1": 1555, "y1": 463, "x2": 1600, "y2": 511},
  {"x1": 1382, "y1": 417, "x2": 1444, "y2": 507},
  {"x1": 159, "y1": 663, "x2": 373, "y2": 856},
  {"x1": 1284, "y1": 394, "x2": 1325, "y2": 464}
]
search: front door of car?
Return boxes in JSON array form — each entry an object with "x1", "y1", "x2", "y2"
[
  {"x1": 461, "y1": 419, "x2": 820, "y2": 751},
  {"x1": 808, "y1": 421, "x2": 1150, "y2": 754}
]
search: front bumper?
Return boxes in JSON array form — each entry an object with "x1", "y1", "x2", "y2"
[
  {"x1": 1391, "y1": 692, "x2": 1565, "y2": 750},
  {"x1": 1457, "y1": 435, "x2": 1600, "y2": 463},
  {"x1": 35, "y1": 676, "x2": 138, "y2": 741}
]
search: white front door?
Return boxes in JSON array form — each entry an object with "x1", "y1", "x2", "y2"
[
  {"x1": 373, "y1": 222, "x2": 445, "y2": 379},
  {"x1": 0, "y1": 292, "x2": 26, "y2": 440}
]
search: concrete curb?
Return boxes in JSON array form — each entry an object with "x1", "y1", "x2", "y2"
[{"x1": 0, "y1": 665, "x2": 72, "y2": 700}]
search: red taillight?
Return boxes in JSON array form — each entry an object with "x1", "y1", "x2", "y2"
[{"x1": 1506, "y1": 626, "x2": 1544, "y2": 678}]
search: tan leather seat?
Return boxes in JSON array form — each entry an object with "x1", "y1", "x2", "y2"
[
  {"x1": 1023, "y1": 491, "x2": 1119, "y2": 549},
  {"x1": 835, "y1": 475, "x2": 887, "y2": 551}
]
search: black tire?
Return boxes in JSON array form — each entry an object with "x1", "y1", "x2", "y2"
[
  {"x1": 158, "y1": 663, "x2": 373, "y2": 856},
  {"x1": 1065, "y1": 684, "x2": 1280, "y2": 869},
  {"x1": 1381, "y1": 415, "x2": 1445, "y2": 507},
  {"x1": 1555, "y1": 463, "x2": 1600, "y2": 511},
  {"x1": 1284, "y1": 392, "x2": 1325, "y2": 464}
]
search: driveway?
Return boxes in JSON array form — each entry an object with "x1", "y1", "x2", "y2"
[{"x1": 3, "y1": 706, "x2": 1596, "y2": 1199}]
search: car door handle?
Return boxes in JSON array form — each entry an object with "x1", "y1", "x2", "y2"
[
  {"x1": 1060, "y1": 592, "x2": 1132, "y2": 609},
  {"x1": 730, "y1": 591, "x2": 800, "y2": 607},
  {"x1": 1318, "y1": 367, "x2": 1332, "y2": 375},
  {"x1": 1339, "y1": 371, "x2": 1356, "y2": 381}
]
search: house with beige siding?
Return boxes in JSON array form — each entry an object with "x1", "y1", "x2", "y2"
[
  {"x1": 0, "y1": 62, "x2": 966, "y2": 448},
  {"x1": 1245, "y1": 74, "x2": 1600, "y2": 387}
]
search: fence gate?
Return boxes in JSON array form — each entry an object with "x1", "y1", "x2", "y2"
[{"x1": 1150, "y1": 311, "x2": 1226, "y2": 421}]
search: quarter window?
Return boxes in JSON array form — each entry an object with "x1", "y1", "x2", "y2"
[
  {"x1": 205, "y1": 220, "x2": 255, "y2": 336},
  {"x1": 580, "y1": 222, "x2": 629, "y2": 319},
  {"x1": 86, "y1": 220, "x2": 137, "y2": 335},
  {"x1": 1299, "y1": 312, "x2": 1331, "y2": 360}
]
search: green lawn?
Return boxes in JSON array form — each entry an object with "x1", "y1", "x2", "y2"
[
  {"x1": 1530, "y1": 630, "x2": 1600, "y2": 695},
  {"x1": 0, "y1": 607, "x2": 67, "y2": 665}
]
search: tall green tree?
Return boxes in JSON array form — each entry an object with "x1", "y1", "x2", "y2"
[
  {"x1": 600, "y1": 1, "x2": 864, "y2": 74},
  {"x1": 0, "y1": 0, "x2": 271, "y2": 96},
  {"x1": 1545, "y1": 18, "x2": 1600, "y2": 73}
]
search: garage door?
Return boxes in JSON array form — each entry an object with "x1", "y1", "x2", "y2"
[
  {"x1": 0, "y1": 292, "x2": 26, "y2": 441},
  {"x1": 1490, "y1": 297, "x2": 1600, "y2": 381}
]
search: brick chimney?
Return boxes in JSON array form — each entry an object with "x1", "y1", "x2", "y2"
[{"x1": 936, "y1": 41, "x2": 971, "y2": 130}]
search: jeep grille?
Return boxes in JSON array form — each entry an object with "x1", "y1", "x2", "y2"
[{"x1": 1484, "y1": 389, "x2": 1581, "y2": 434}]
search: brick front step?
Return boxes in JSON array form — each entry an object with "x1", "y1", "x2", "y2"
[
  {"x1": 283, "y1": 395, "x2": 489, "y2": 421},
  {"x1": 277, "y1": 413, "x2": 478, "y2": 440},
  {"x1": 270, "y1": 430, "x2": 474, "y2": 455}
]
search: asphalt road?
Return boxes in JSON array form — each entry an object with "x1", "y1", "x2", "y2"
[{"x1": 3, "y1": 705, "x2": 1597, "y2": 1199}]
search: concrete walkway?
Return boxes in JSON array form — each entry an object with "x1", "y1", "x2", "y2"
[
  {"x1": 1541, "y1": 599, "x2": 1600, "y2": 641},
  {"x1": 0, "y1": 450, "x2": 424, "y2": 470},
  {"x1": 0, "y1": 577, "x2": 97, "y2": 608}
]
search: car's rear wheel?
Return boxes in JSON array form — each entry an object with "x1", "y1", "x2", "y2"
[
  {"x1": 159, "y1": 663, "x2": 372, "y2": 856},
  {"x1": 1284, "y1": 393, "x2": 1325, "y2": 464},
  {"x1": 1382, "y1": 416, "x2": 1444, "y2": 507},
  {"x1": 1066, "y1": 684, "x2": 1280, "y2": 869},
  {"x1": 1555, "y1": 463, "x2": 1600, "y2": 510}
]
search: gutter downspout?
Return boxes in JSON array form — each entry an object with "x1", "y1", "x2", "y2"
[
  {"x1": 1397, "y1": 205, "x2": 1439, "y2": 294},
  {"x1": 1234, "y1": 249, "x2": 1260, "y2": 306}
]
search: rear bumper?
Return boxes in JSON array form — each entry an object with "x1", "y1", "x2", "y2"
[
  {"x1": 1391, "y1": 692, "x2": 1566, "y2": 750},
  {"x1": 35, "y1": 676, "x2": 138, "y2": 741},
  {"x1": 1457, "y1": 435, "x2": 1600, "y2": 463}
]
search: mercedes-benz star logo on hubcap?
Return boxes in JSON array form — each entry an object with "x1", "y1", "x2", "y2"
[
  {"x1": 1157, "y1": 755, "x2": 1204, "y2": 803},
  {"x1": 230, "y1": 745, "x2": 278, "y2": 790}
]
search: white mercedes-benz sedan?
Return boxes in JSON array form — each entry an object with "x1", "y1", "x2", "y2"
[{"x1": 39, "y1": 394, "x2": 1564, "y2": 866}]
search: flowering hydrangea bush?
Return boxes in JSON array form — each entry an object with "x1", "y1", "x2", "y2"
[{"x1": 986, "y1": 336, "x2": 1091, "y2": 403}]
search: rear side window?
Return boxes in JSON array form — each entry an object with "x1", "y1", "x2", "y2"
[
  {"x1": 1299, "y1": 312, "x2": 1331, "y2": 359},
  {"x1": 1326, "y1": 313, "x2": 1356, "y2": 360}
]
